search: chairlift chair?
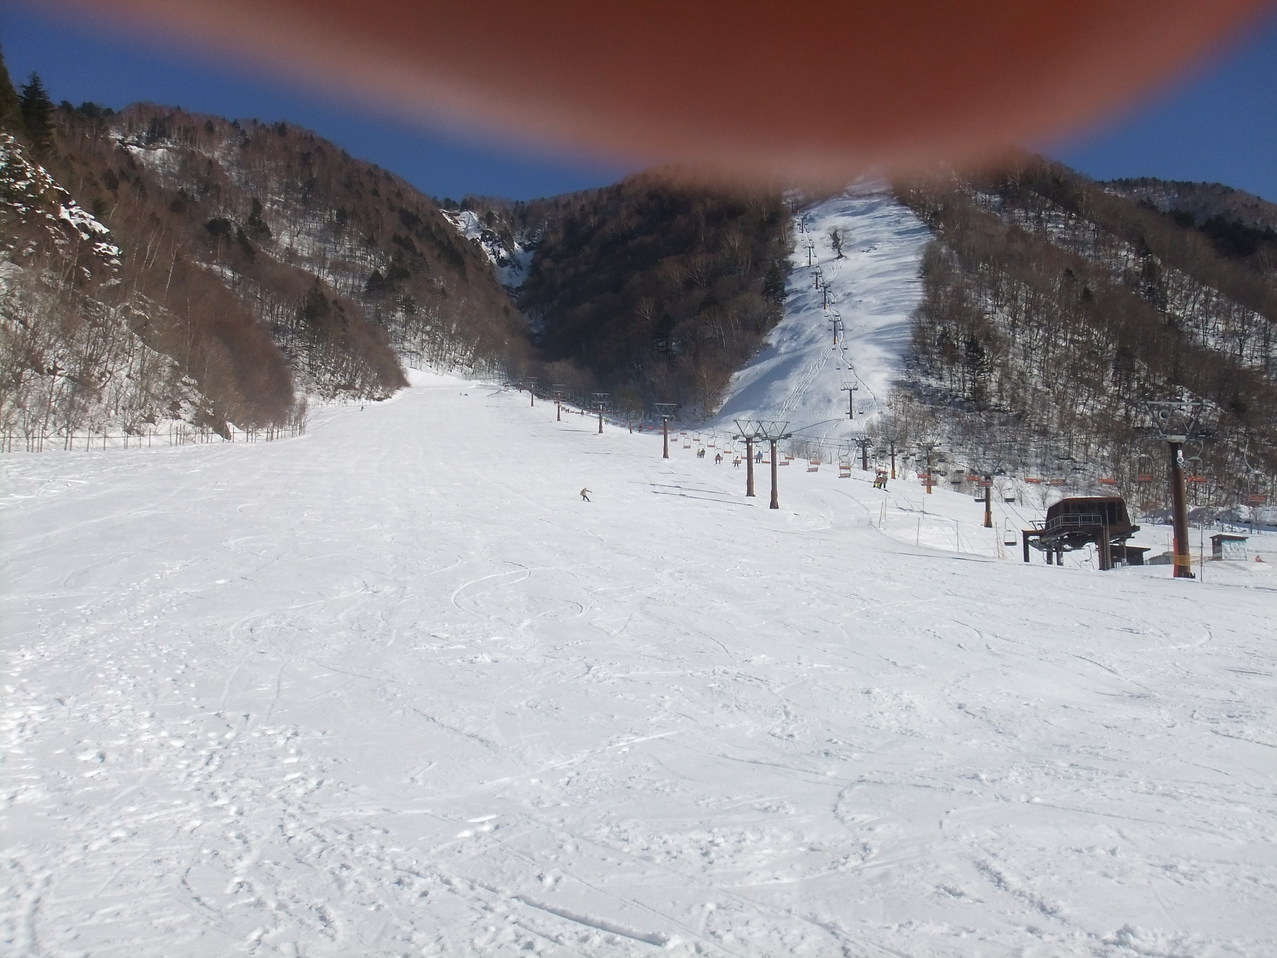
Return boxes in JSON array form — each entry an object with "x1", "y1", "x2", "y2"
[{"x1": 1247, "y1": 470, "x2": 1268, "y2": 506}]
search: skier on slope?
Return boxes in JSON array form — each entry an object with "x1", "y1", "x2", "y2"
[{"x1": 580, "y1": 487, "x2": 591, "y2": 502}]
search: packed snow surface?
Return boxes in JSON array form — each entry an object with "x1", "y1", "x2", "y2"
[{"x1": 4, "y1": 190, "x2": 1277, "y2": 957}]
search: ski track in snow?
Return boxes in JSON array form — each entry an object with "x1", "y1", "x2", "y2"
[{"x1": 3, "y1": 189, "x2": 1277, "y2": 957}]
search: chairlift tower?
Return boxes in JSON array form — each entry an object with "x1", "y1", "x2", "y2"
[
  {"x1": 851, "y1": 433, "x2": 872, "y2": 471},
  {"x1": 879, "y1": 417, "x2": 903, "y2": 479},
  {"x1": 653, "y1": 403, "x2": 678, "y2": 458},
  {"x1": 1146, "y1": 398, "x2": 1204, "y2": 579},
  {"x1": 526, "y1": 377, "x2": 537, "y2": 407},
  {"x1": 592, "y1": 392, "x2": 610, "y2": 434},
  {"x1": 918, "y1": 441, "x2": 942, "y2": 495},
  {"x1": 970, "y1": 441, "x2": 1017, "y2": 528},
  {"x1": 841, "y1": 381, "x2": 859, "y2": 420},
  {"x1": 734, "y1": 419, "x2": 763, "y2": 498},
  {"x1": 755, "y1": 419, "x2": 793, "y2": 509},
  {"x1": 552, "y1": 383, "x2": 566, "y2": 421}
]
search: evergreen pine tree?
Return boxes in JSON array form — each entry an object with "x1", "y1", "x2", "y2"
[
  {"x1": 0, "y1": 46, "x2": 24, "y2": 135},
  {"x1": 19, "y1": 71, "x2": 54, "y2": 156}
]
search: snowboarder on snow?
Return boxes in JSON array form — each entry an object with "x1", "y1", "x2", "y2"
[{"x1": 580, "y1": 487, "x2": 591, "y2": 502}]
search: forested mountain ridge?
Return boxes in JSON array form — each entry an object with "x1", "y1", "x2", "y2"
[
  {"x1": 1106, "y1": 177, "x2": 1277, "y2": 243},
  {"x1": 895, "y1": 153, "x2": 1277, "y2": 506},
  {"x1": 1, "y1": 89, "x2": 534, "y2": 443},
  {"x1": 0, "y1": 128, "x2": 205, "y2": 442}
]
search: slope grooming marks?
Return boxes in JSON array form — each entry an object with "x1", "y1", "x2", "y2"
[{"x1": 3, "y1": 363, "x2": 1275, "y2": 954}]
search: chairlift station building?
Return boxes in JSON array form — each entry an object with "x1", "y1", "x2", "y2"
[{"x1": 1022, "y1": 496, "x2": 1141, "y2": 571}]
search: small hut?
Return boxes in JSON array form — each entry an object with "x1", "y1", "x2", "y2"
[{"x1": 1210, "y1": 533, "x2": 1249, "y2": 561}]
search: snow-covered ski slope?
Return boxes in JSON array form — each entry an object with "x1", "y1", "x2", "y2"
[
  {"x1": 708, "y1": 184, "x2": 929, "y2": 444},
  {"x1": 4, "y1": 189, "x2": 1277, "y2": 958}
]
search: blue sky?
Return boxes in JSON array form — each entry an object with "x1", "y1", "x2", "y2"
[
  {"x1": 3, "y1": 2, "x2": 1276, "y2": 204},
  {"x1": 1044, "y1": 9, "x2": 1277, "y2": 204},
  {"x1": 0, "y1": 2, "x2": 630, "y2": 201}
]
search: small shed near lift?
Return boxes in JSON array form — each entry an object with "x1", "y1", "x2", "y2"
[
  {"x1": 1210, "y1": 533, "x2": 1249, "y2": 561},
  {"x1": 1023, "y1": 496, "x2": 1140, "y2": 571}
]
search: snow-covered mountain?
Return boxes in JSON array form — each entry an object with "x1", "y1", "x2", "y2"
[{"x1": 4, "y1": 188, "x2": 1275, "y2": 955}]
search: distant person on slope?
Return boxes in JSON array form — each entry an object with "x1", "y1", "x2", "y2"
[{"x1": 580, "y1": 487, "x2": 591, "y2": 502}]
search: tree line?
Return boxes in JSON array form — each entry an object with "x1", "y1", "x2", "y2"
[{"x1": 513, "y1": 170, "x2": 791, "y2": 416}]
